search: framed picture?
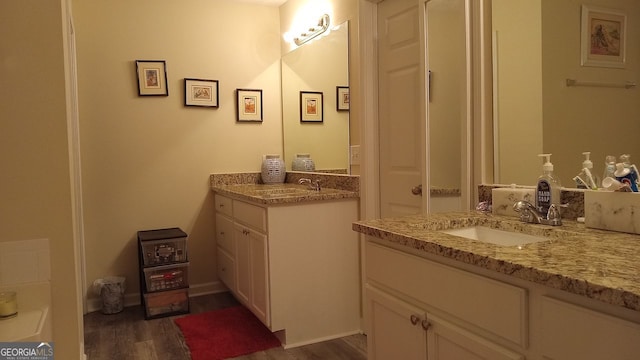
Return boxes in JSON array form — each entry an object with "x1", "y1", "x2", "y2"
[
  {"x1": 135, "y1": 60, "x2": 168, "y2": 96},
  {"x1": 336, "y1": 86, "x2": 350, "y2": 111},
  {"x1": 581, "y1": 5, "x2": 626, "y2": 68},
  {"x1": 236, "y1": 89, "x2": 263, "y2": 122},
  {"x1": 300, "y1": 91, "x2": 323, "y2": 122},
  {"x1": 184, "y1": 78, "x2": 219, "y2": 107}
]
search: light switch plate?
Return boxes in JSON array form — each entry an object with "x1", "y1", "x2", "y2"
[{"x1": 350, "y1": 145, "x2": 361, "y2": 165}]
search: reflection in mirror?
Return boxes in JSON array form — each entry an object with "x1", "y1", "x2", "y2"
[
  {"x1": 282, "y1": 21, "x2": 349, "y2": 173},
  {"x1": 492, "y1": 0, "x2": 640, "y2": 187}
]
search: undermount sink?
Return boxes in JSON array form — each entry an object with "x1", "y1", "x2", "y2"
[{"x1": 440, "y1": 226, "x2": 550, "y2": 247}]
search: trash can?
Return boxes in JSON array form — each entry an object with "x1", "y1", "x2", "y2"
[{"x1": 93, "y1": 276, "x2": 126, "y2": 314}]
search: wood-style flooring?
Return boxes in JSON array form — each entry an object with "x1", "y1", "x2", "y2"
[{"x1": 84, "y1": 292, "x2": 368, "y2": 360}]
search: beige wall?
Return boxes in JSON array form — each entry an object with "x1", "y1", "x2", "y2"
[
  {"x1": 0, "y1": 0, "x2": 83, "y2": 357},
  {"x1": 74, "y1": 0, "x2": 282, "y2": 305}
]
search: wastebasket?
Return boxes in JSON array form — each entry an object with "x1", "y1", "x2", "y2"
[{"x1": 93, "y1": 276, "x2": 126, "y2": 314}]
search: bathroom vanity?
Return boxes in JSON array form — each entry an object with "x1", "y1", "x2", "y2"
[
  {"x1": 354, "y1": 212, "x2": 640, "y2": 360},
  {"x1": 211, "y1": 173, "x2": 361, "y2": 348}
]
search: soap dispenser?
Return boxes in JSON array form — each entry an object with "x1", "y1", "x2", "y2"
[
  {"x1": 578, "y1": 152, "x2": 599, "y2": 190},
  {"x1": 536, "y1": 154, "x2": 561, "y2": 216}
]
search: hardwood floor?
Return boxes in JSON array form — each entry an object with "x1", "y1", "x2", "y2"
[{"x1": 84, "y1": 292, "x2": 367, "y2": 360}]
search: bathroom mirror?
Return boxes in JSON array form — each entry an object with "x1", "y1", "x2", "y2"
[
  {"x1": 281, "y1": 21, "x2": 350, "y2": 173},
  {"x1": 492, "y1": 0, "x2": 640, "y2": 187}
]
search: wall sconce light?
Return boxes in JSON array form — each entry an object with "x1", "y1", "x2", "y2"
[{"x1": 294, "y1": 14, "x2": 331, "y2": 46}]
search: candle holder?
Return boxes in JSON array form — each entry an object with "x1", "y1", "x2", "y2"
[{"x1": 0, "y1": 291, "x2": 17, "y2": 319}]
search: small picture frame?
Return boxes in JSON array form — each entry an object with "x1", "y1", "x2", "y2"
[
  {"x1": 581, "y1": 5, "x2": 626, "y2": 68},
  {"x1": 300, "y1": 91, "x2": 323, "y2": 122},
  {"x1": 236, "y1": 89, "x2": 263, "y2": 122},
  {"x1": 336, "y1": 86, "x2": 350, "y2": 111},
  {"x1": 184, "y1": 78, "x2": 219, "y2": 108},
  {"x1": 135, "y1": 60, "x2": 168, "y2": 96}
]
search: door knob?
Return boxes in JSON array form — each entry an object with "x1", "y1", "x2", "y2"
[{"x1": 411, "y1": 184, "x2": 422, "y2": 195}]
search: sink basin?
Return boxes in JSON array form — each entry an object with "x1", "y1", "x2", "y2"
[{"x1": 440, "y1": 226, "x2": 549, "y2": 247}]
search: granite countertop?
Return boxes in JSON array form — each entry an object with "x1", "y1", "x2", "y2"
[
  {"x1": 212, "y1": 183, "x2": 359, "y2": 205},
  {"x1": 210, "y1": 172, "x2": 360, "y2": 205},
  {"x1": 353, "y1": 211, "x2": 640, "y2": 312}
]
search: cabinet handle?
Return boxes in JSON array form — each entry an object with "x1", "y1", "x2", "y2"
[
  {"x1": 421, "y1": 319, "x2": 431, "y2": 330},
  {"x1": 220, "y1": 231, "x2": 225, "y2": 235},
  {"x1": 410, "y1": 314, "x2": 420, "y2": 325},
  {"x1": 219, "y1": 204, "x2": 224, "y2": 208}
]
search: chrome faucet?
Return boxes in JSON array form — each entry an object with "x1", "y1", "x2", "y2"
[
  {"x1": 298, "y1": 178, "x2": 321, "y2": 191},
  {"x1": 513, "y1": 200, "x2": 562, "y2": 226}
]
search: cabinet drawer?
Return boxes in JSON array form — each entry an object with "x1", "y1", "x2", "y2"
[
  {"x1": 214, "y1": 194, "x2": 233, "y2": 217},
  {"x1": 143, "y1": 262, "x2": 189, "y2": 292},
  {"x1": 233, "y1": 200, "x2": 267, "y2": 232},
  {"x1": 215, "y1": 213, "x2": 234, "y2": 255},
  {"x1": 217, "y1": 247, "x2": 235, "y2": 292},
  {"x1": 366, "y1": 242, "x2": 527, "y2": 347},
  {"x1": 144, "y1": 288, "x2": 189, "y2": 318},
  {"x1": 541, "y1": 296, "x2": 640, "y2": 360}
]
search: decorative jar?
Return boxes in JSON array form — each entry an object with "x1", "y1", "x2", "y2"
[
  {"x1": 261, "y1": 154, "x2": 286, "y2": 184},
  {"x1": 292, "y1": 153, "x2": 316, "y2": 172}
]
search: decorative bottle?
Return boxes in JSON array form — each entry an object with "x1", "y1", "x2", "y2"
[{"x1": 261, "y1": 154, "x2": 286, "y2": 184}]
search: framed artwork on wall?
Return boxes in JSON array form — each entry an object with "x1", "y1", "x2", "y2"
[
  {"x1": 236, "y1": 89, "x2": 263, "y2": 122},
  {"x1": 581, "y1": 5, "x2": 626, "y2": 68},
  {"x1": 135, "y1": 60, "x2": 169, "y2": 96},
  {"x1": 336, "y1": 86, "x2": 349, "y2": 111},
  {"x1": 184, "y1": 78, "x2": 219, "y2": 107},
  {"x1": 300, "y1": 91, "x2": 323, "y2": 122}
]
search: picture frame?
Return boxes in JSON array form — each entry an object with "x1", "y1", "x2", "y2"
[
  {"x1": 135, "y1": 60, "x2": 168, "y2": 96},
  {"x1": 336, "y1": 86, "x2": 350, "y2": 111},
  {"x1": 581, "y1": 5, "x2": 626, "y2": 68},
  {"x1": 184, "y1": 78, "x2": 219, "y2": 108},
  {"x1": 300, "y1": 91, "x2": 323, "y2": 122},
  {"x1": 236, "y1": 89, "x2": 263, "y2": 122}
]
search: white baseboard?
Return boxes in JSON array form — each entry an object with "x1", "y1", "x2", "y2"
[{"x1": 85, "y1": 281, "x2": 228, "y2": 314}]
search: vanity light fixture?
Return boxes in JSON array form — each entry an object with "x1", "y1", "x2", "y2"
[{"x1": 294, "y1": 14, "x2": 330, "y2": 46}]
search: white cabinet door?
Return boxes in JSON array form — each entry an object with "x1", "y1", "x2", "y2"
[
  {"x1": 235, "y1": 224, "x2": 251, "y2": 306},
  {"x1": 234, "y1": 223, "x2": 269, "y2": 326},
  {"x1": 366, "y1": 285, "x2": 428, "y2": 360},
  {"x1": 541, "y1": 296, "x2": 640, "y2": 360},
  {"x1": 249, "y1": 227, "x2": 269, "y2": 326},
  {"x1": 426, "y1": 314, "x2": 524, "y2": 360}
]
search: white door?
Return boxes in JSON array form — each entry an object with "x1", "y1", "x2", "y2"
[{"x1": 378, "y1": 0, "x2": 426, "y2": 218}]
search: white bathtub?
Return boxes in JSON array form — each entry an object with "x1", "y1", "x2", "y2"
[
  {"x1": 0, "y1": 307, "x2": 50, "y2": 341},
  {"x1": 0, "y1": 282, "x2": 52, "y2": 342}
]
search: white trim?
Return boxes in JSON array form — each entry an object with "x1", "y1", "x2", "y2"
[
  {"x1": 282, "y1": 330, "x2": 363, "y2": 349},
  {"x1": 359, "y1": 0, "x2": 380, "y2": 221}
]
